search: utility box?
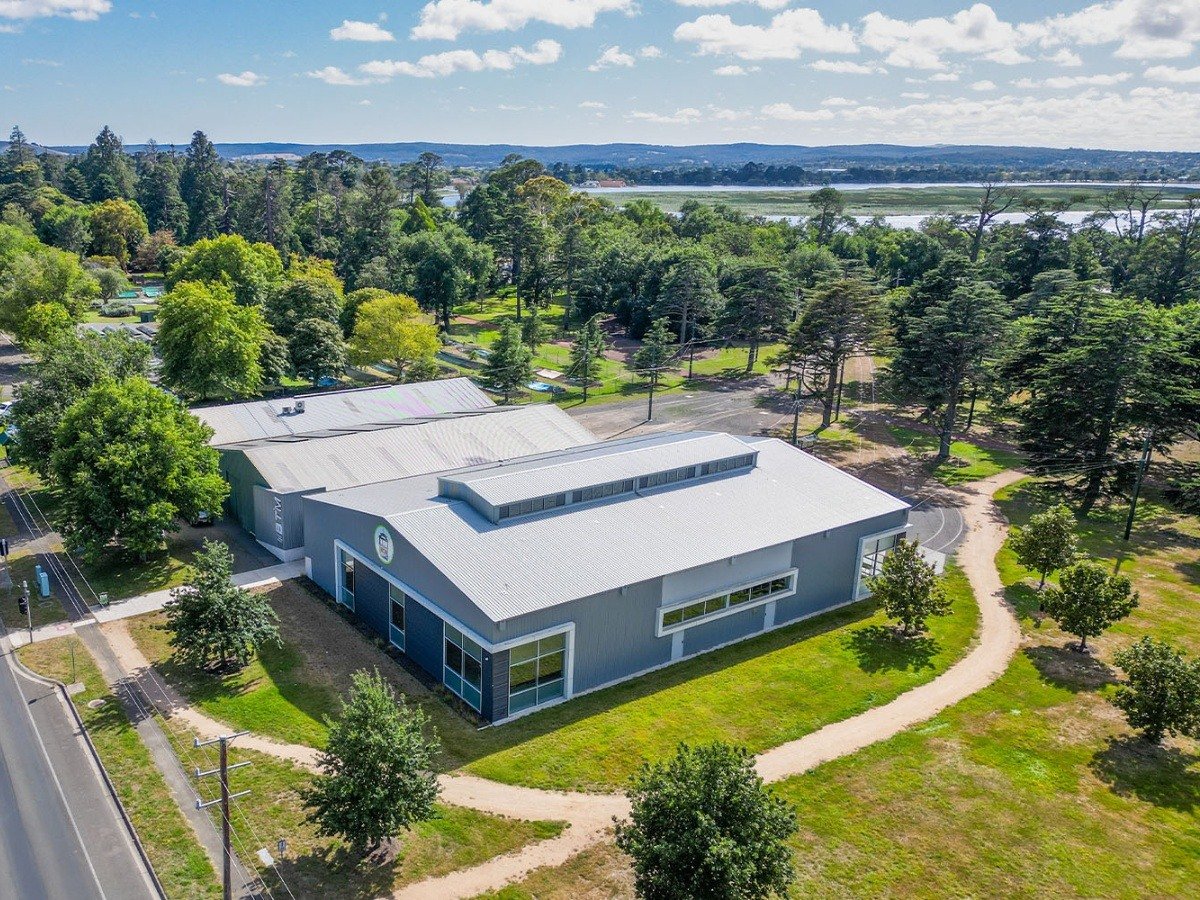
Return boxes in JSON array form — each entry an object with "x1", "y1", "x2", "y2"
[{"x1": 38, "y1": 570, "x2": 50, "y2": 597}]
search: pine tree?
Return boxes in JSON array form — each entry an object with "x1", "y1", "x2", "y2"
[
  {"x1": 484, "y1": 322, "x2": 533, "y2": 403},
  {"x1": 165, "y1": 540, "x2": 281, "y2": 670},
  {"x1": 570, "y1": 314, "x2": 607, "y2": 401}
]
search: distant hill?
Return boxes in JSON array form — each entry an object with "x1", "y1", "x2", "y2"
[{"x1": 27, "y1": 140, "x2": 1200, "y2": 173}]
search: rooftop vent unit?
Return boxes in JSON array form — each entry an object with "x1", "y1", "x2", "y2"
[
  {"x1": 294, "y1": 400, "x2": 306, "y2": 414},
  {"x1": 280, "y1": 405, "x2": 293, "y2": 415}
]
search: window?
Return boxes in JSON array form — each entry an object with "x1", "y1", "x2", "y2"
[
  {"x1": 444, "y1": 624, "x2": 483, "y2": 711},
  {"x1": 338, "y1": 551, "x2": 355, "y2": 610},
  {"x1": 508, "y1": 632, "x2": 567, "y2": 714},
  {"x1": 388, "y1": 584, "x2": 406, "y2": 651},
  {"x1": 658, "y1": 572, "x2": 796, "y2": 634},
  {"x1": 859, "y1": 533, "x2": 901, "y2": 596}
]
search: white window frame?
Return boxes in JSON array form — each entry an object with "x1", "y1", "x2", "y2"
[
  {"x1": 388, "y1": 584, "x2": 406, "y2": 652},
  {"x1": 337, "y1": 549, "x2": 356, "y2": 611},
  {"x1": 655, "y1": 568, "x2": 798, "y2": 638},
  {"x1": 443, "y1": 622, "x2": 484, "y2": 712},
  {"x1": 505, "y1": 629, "x2": 571, "y2": 716},
  {"x1": 853, "y1": 526, "x2": 908, "y2": 600}
]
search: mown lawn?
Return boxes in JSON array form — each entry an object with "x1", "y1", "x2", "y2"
[
  {"x1": 888, "y1": 425, "x2": 1025, "y2": 485},
  {"x1": 18, "y1": 637, "x2": 219, "y2": 899},
  {"x1": 177, "y1": 730, "x2": 565, "y2": 900},
  {"x1": 130, "y1": 567, "x2": 980, "y2": 793}
]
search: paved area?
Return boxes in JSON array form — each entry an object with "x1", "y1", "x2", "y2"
[{"x1": 0, "y1": 636, "x2": 158, "y2": 899}]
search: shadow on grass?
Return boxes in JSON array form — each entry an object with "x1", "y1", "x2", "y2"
[
  {"x1": 1090, "y1": 734, "x2": 1200, "y2": 814},
  {"x1": 1004, "y1": 582, "x2": 1043, "y2": 623},
  {"x1": 1023, "y1": 644, "x2": 1118, "y2": 693},
  {"x1": 845, "y1": 624, "x2": 941, "y2": 674},
  {"x1": 271, "y1": 845, "x2": 399, "y2": 900}
]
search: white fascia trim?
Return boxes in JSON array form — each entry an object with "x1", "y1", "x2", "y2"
[
  {"x1": 852, "y1": 525, "x2": 909, "y2": 601},
  {"x1": 655, "y1": 567, "x2": 799, "y2": 638}
]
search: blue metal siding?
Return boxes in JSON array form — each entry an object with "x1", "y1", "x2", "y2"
[
  {"x1": 350, "y1": 563, "x2": 390, "y2": 642},
  {"x1": 404, "y1": 599, "x2": 445, "y2": 684},
  {"x1": 490, "y1": 648, "x2": 510, "y2": 721},
  {"x1": 682, "y1": 603, "x2": 769, "y2": 656},
  {"x1": 479, "y1": 652, "x2": 495, "y2": 720}
]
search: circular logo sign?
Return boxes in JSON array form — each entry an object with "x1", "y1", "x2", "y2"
[{"x1": 374, "y1": 525, "x2": 394, "y2": 565}]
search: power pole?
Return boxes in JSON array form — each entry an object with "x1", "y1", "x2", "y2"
[
  {"x1": 688, "y1": 341, "x2": 696, "y2": 380},
  {"x1": 790, "y1": 362, "x2": 806, "y2": 446},
  {"x1": 581, "y1": 337, "x2": 589, "y2": 403},
  {"x1": 1123, "y1": 428, "x2": 1154, "y2": 542},
  {"x1": 834, "y1": 358, "x2": 847, "y2": 422},
  {"x1": 647, "y1": 371, "x2": 656, "y2": 421},
  {"x1": 195, "y1": 732, "x2": 251, "y2": 900}
]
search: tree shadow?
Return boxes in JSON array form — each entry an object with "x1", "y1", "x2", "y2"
[
  {"x1": 1022, "y1": 644, "x2": 1118, "y2": 693},
  {"x1": 1090, "y1": 734, "x2": 1200, "y2": 814},
  {"x1": 1004, "y1": 582, "x2": 1043, "y2": 623},
  {"x1": 270, "y1": 843, "x2": 399, "y2": 900},
  {"x1": 845, "y1": 624, "x2": 940, "y2": 674}
]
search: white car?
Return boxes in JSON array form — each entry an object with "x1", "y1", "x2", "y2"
[{"x1": 0, "y1": 401, "x2": 12, "y2": 418}]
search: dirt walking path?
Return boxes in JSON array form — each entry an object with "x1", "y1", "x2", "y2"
[{"x1": 101, "y1": 469, "x2": 1026, "y2": 900}]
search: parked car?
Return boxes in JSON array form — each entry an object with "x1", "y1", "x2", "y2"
[{"x1": 189, "y1": 510, "x2": 214, "y2": 527}]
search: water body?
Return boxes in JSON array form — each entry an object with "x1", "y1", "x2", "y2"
[{"x1": 576, "y1": 181, "x2": 1199, "y2": 195}]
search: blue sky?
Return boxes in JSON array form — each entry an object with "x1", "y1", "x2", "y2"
[{"x1": 3, "y1": 1, "x2": 1200, "y2": 150}]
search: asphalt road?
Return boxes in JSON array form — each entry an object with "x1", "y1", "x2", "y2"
[{"x1": 0, "y1": 639, "x2": 157, "y2": 899}]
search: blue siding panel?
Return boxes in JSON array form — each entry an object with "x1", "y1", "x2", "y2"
[
  {"x1": 350, "y1": 563, "x2": 389, "y2": 642},
  {"x1": 404, "y1": 598, "x2": 444, "y2": 683}
]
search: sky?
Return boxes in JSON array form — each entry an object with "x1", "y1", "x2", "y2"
[{"x1": 3, "y1": 1, "x2": 1200, "y2": 151}]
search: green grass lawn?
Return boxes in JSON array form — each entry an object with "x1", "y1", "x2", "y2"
[
  {"x1": 178, "y1": 730, "x2": 564, "y2": 899},
  {"x1": 888, "y1": 425, "x2": 1026, "y2": 485},
  {"x1": 18, "y1": 637, "x2": 220, "y2": 899},
  {"x1": 130, "y1": 567, "x2": 980, "y2": 793}
]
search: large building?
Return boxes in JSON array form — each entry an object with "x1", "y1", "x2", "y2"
[
  {"x1": 194, "y1": 380, "x2": 596, "y2": 560},
  {"x1": 301, "y1": 431, "x2": 910, "y2": 724}
]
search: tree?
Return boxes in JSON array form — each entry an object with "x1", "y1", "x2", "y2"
[
  {"x1": 1009, "y1": 504, "x2": 1079, "y2": 591},
  {"x1": 20, "y1": 301, "x2": 74, "y2": 346},
  {"x1": 289, "y1": 318, "x2": 347, "y2": 387},
  {"x1": 867, "y1": 538, "x2": 949, "y2": 636},
  {"x1": 1042, "y1": 560, "x2": 1138, "y2": 652},
  {"x1": 165, "y1": 539, "x2": 281, "y2": 670},
  {"x1": 955, "y1": 181, "x2": 1023, "y2": 262},
  {"x1": 0, "y1": 222, "x2": 97, "y2": 332},
  {"x1": 889, "y1": 279, "x2": 1007, "y2": 461},
  {"x1": 721, "y1": 260, "x2": 793, "y2": 372},
  {"x1": 782, "y1": 275, "x2": 879, "y2": 428},
  {"x1": 302, "y1": 669, "x2": 441, "y2": 856},
  {"x1": 80, "y1": 126, "x2": 135, "y2": 201},
  {"x1": 9, "y1": 330, "x2": 151, "y2": 478},
  {"x1": 265, "y1": 276, "x2": 342, "y2": 338},
  {"x1": 88, "y1": 198, "x2": 149, "y2": 269},
  {"x1": 633, "y1": 316, "x2": 675, "y2": 392},
  {"x1": 484, "y1": 322, "x2": 533, "y2": 403},
  {"x1": 258, "y1": 330, "x2": 291, "y2": 385},
  {"x1": 348, "y1": 293, "x2": 440, "y2": 382},
  {"x1": 808, "y1": 187, "x2": 846, "y2": 245},
  {"x1": 165, "y1": 234, "x2": 283, "y2": 306},
  {"x1": 180, "y1": 130, "x2": 225, "y2": 242},
  {"x1": 570, "y1": 314, "x2": 607, "y2": 401},
  {"x1": 1112, "y1": 638, "x2": 1200, "y2": 745},
  {"x1": 655, "y1": 249, "x2": 721, "y2": 344},
  {"x1": 50, "y1": 376, "x2": 228, "y2": 560},
  {"x1": 156, "y1": 281, "x2": 268, "y2": 400},
  {"x1": 615, "y1": 741, "x2": 797, "y2": 900}
]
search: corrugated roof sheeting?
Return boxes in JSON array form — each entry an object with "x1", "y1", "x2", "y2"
[
  {"x1": 311, "y1": 435, "x2": 909, "y2": 623},
  {"x1": 194, "y1": 378, "x2": 493, "y2": 445},
  {"x1": 441, "y1": 432, "x2": 753, "y2": 506},
  {"x1": 238, "y1": 405, "x2": 596, "y2": 492}
]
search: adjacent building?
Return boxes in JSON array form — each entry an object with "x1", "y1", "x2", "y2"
[
  {"x1": 301, "y1": 431, "x2": 910, "y2": 724},
  {"x1": 195, "y1": 380, "x2": 596, "y2": 559}
]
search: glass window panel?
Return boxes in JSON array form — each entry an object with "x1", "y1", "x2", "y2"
[
  {"x1": 751, "y1": 582, "x2": 771, "y2": 599},
  {"x1": 537, "y1": 651, "x2": 565, "y2": 684},
  {"x1": 510, "y1": 641, "x2": 538, "y2": 665},
  {"x1": 464, "y1": 637, "x2": 482, "y2": 662},
  {"x1": 390, "y1": 599, "x2": 405, "y2": 632},
  {"x1": 705, "y1": 596, "x2": 727, "y2": 614},
  {"x1": 446, "y1": 624, "x2": 463, "y2": 648},
  {"x1": 540, "y1": 632, "x2": 566, "y2": 653},
  {"x1": 510, "y1": 660, "x2": 537, "y2": 693},
  {"x1": 662, "y1": 609, "x2": 683, "y2": 627},
  {"x1": 682, "y1": 602, "x2": 706, "y2": 621},
  {"x1": 770, "y1": 578, "x2": 789, "y2": 593},
  {"x1": 537, "y1": 678, "x2": 565, "y2": 703},
  {"x1": 444, "y1": 669, "x2": 462, "y2": 695},
  {"x1": 729, "y1": 588, "x2": 751, "y2": 605},
  {"x1": 445, "y1": 641, "x2": 463, "y2": 675},
  {"x1": 463, "y1": 654, "x2": 482, "y2": 689},
  {"x1": 509, "y1": 686, "x2": 538, "y2": 713},
  {"x1": 463, "y1": 683, "x2": 481, "y2": 710}
]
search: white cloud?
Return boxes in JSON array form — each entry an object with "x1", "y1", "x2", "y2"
[
  {"x1": 330, "y1": 19, "x2": 394, "y2": 42},
  {"x1": 928, "y1": 71, "x2": 960, "y2": 82},
  {"x1": 639, "y1": 45, "x2": 663, "y2": 58},
  {"x1": 0, "y1": 1, "x2": 110, "y2": 21},
  {"x1": 1012, "y1": 72, "x2": 1131, "y2": 89},
  {"x1": 589, "y1": 45, "x2": 635, "y2": 70},
  {"x1": 629, "y1": 107, "x2": 705, "y2": 125},
  {"x1": 674, "y1": 9, "x2": 858, "y2": 60},
  {"x1": 901, "y1": 91, "x2": 929, "y2": 99},
  {"x1": 1034, "y1": 0, "x2": 1200, "y2": 60},
  {"x1": 217, "y1": 70, "x2": 265, "y2": 87},
  {"x1": 970, "y1": 79, "x2": 997, "y2": 90},
  {"x1": 760, "y1": 102, "x2": 836, "y2": 121},
  {"x1": 307, "y1": 65, "x2": 373, "y2": 86},
  {"x1": 674, "y1": 0, "x2": 789, "y2": 8},
  {"x1": 361, "y1": 38, "x2": 562, "y2": 79},
  {"x1": 579, "y1": 100, "x2": 607, "y2": 108},
  {"x1": 22, "y1": 57, "x2": 62, "y2": 66},
  {"x1": 713, "y1": 64, "x2": 758, "y2": 76},
  {"x1": 809, "y1": 59, "x2": 884, "y2": 75},
  {"x1": 359, "y1": 99, "x2": 372, "y2": 106},
  {"x1": 821, "y1": 96, "x2": 856, "y2": 106},
  {"x1": 860, "y1": 5, "x2": 1031, "y2": 70},
  {"x1": 1044, "y1": 48, "x2": 1083, "y2": 67},
  {"x1": 1145, "y1": 63, "x2": 1200, "y2": 83},
  {"x1": 411, "y1": 0, "x2": 633, "y2": 41}
]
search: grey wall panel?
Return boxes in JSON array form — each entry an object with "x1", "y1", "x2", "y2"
[
  {"x1": 662, "y1": 543, "x2": 792, "y2": 606},
  {"x1": 480, "y1": 651, "x2": 494, "y2": 721},
  {"x1": 253, "y1": 487, "x2": 313, "y2": 552},
  {"x1": 217, "y1": 450, "x2": 267, "y2": 534},
  {"x1": 404, "y1": 598, "x2": 444, "y2": 683},
  {"x1": 351, "y1": 563, "x2": 390, "y2": 642},
  {"x1": 490, "y1": 648, "x2": 510, "y2": 722},
  {"x1": 682, "y1": 602, "x2": 768, "y2": 657}
]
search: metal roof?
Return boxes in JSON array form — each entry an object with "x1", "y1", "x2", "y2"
[
  {"x1": 440, "y1": 432, "x2": 753, "y2": 508},
  {"x1": 308, "y1": 433, "x2": 909, "y2": 623},
  {"x1": 194, "y1": 378, "x2": 492, "y2": 445},
  {"x1": 225, "y1": 405, "x2": 596, "y2": 493}
]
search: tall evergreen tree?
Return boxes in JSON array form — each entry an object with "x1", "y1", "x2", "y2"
[
  {"x1": 570, "y1": 314, "x2": 607, "y2": 401},
  {"x1": 180, "y1": 131, "x2": 225, "y2": 242},
  {"x1": 485, "y1": 321, "x2": 533, "y2": 403}
]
